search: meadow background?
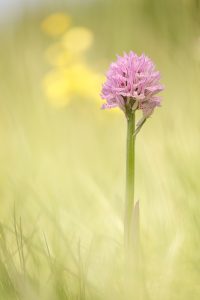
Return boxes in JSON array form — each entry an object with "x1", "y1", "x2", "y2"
[{"x1": 0, "y1": 0, "x2": 200, "y2": 299}]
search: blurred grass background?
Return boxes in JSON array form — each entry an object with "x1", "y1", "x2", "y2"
[{"x1": 0, "y1": 0, "x2": 200, "y2": 299}]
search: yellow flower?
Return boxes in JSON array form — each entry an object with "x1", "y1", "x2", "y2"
[
  {"x1": 43, "y1": 69, "x2": 70, "y2": 107},
  {"x1": 43, "y1": 63, "x2": 103, "y2": 108},
  {"x1": 66, "y1": 63, "x2": 103, "y2": 100},
  {"x1": 62, "y1": 27, "x2": 93, "y2": 53},
  {"x1": 41, "y1": 13, "x2": 71, "y2": 37}
]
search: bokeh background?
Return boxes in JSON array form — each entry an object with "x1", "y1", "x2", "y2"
[{"x1": 0, "y1": 0, "x2": 200, "y2": 299}]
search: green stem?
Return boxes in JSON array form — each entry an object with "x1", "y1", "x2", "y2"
[
  {"x1": 124, "y1": 111, "x2": 135, "y2": 250},
  {"x1": 124, "y1": 110, "x2": 146, "y2": 300}
]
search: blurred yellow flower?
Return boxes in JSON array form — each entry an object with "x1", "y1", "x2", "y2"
[
  {"x1": 43, "y1": 69, "x2": 70, "y2": 107},
  {"x1": 45, "y1": 43, "x2": 74, "y2": 66},
  {"x1": 62, "y1": 27, "x2": 93, "y2": 53},
  {"x1": 41, "y1": 13, "x2": 71, "y2": 37},
  {"x1": 42, "y1": 15, "x2": 102, "y2": 108},
  {"x1": 66, "y1": 63, "x2": 102, "y2": 100},
  {"x1": 43, "y1": 64, "x2": 103, "y2": 107}
]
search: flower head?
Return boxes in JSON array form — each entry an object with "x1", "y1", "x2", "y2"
[{"x1": 101, "y1": 51, "x2": 164, "y2": 117}]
